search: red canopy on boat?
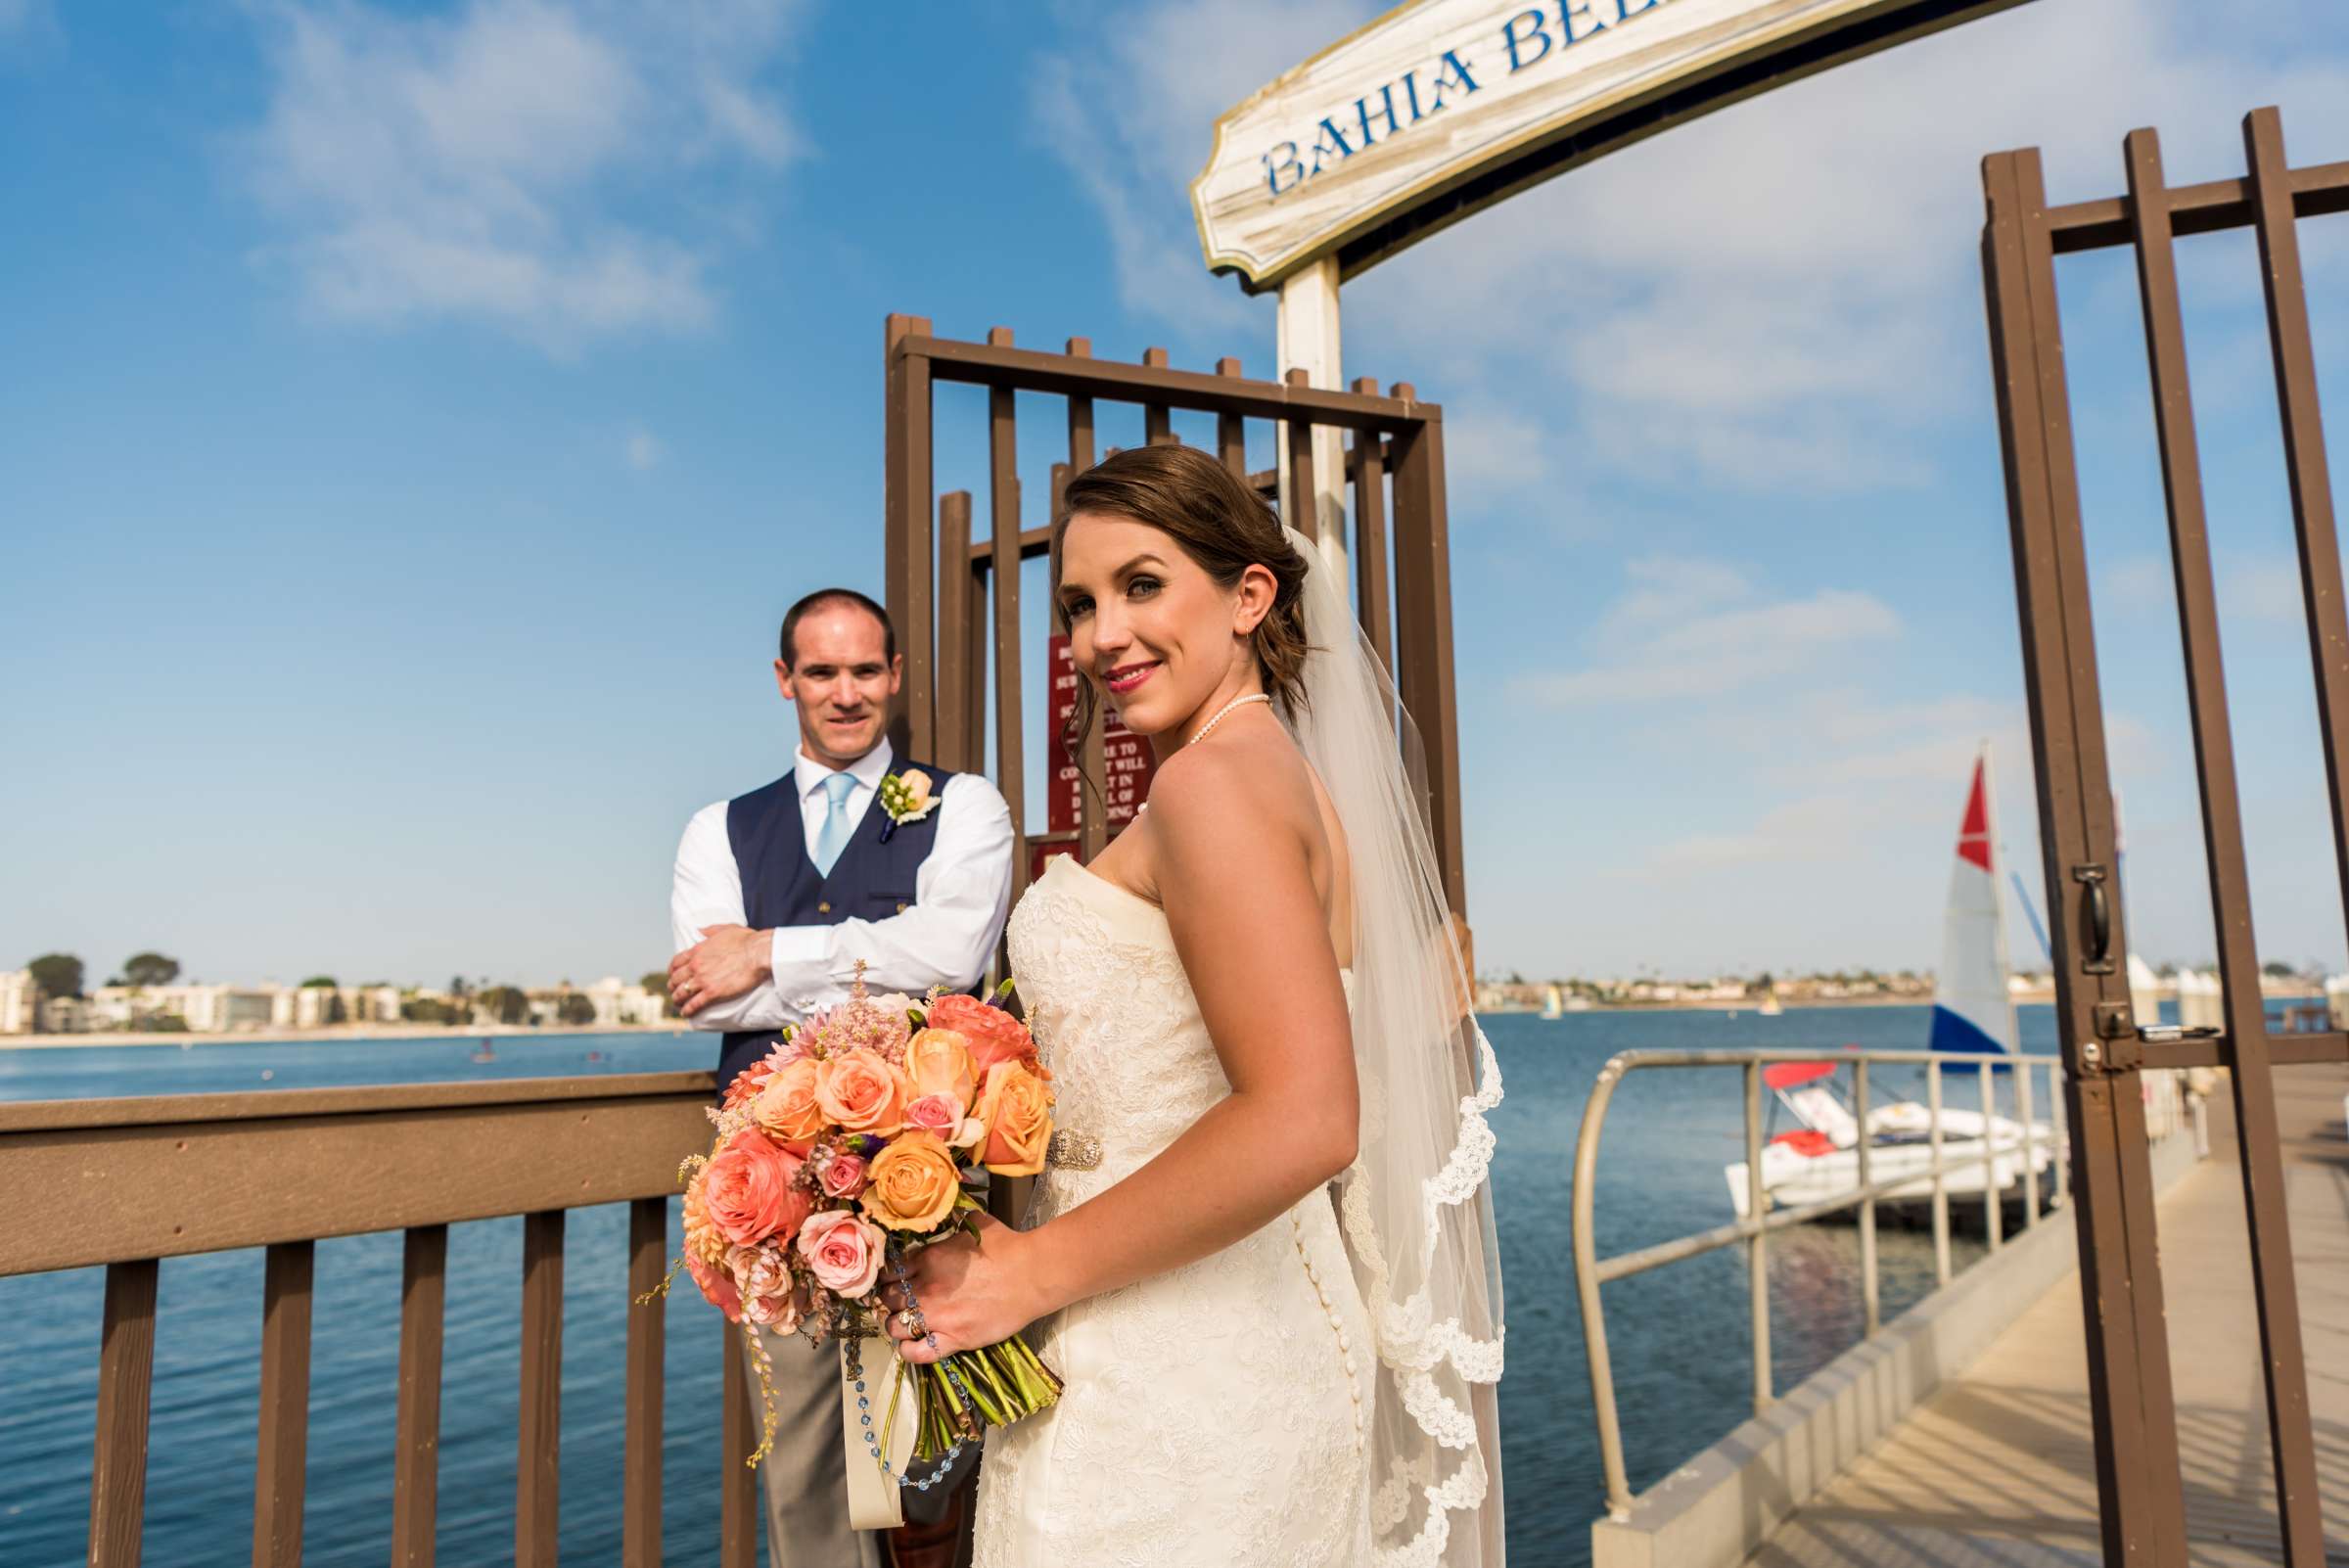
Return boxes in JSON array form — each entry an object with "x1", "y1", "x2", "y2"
[{"x1": 1763, "y1": 1061, "x2": 1836, "y2": 1090}]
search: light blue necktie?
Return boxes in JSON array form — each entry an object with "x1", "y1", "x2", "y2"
[{"x1": 813, "y1": 772, "x2": 856, "y2": 875}]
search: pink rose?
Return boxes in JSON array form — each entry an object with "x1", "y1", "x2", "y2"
[
  {"x1": 819, "y1": 1151, "x2": 869, "y2": 1199},
  {"x1": 686, "y1": 1246, "x2": 743, "y2": 1322},
  {"x1": 797, "y1": 1208, "x2": 886, "y2": 1299},
  {"x1": 904, "y1": 1092, "x2": 964, "y2": 1140},
  {"x1": 702, "y1": 1130, "x2": 813, "y2": 1248},
  {"x1": 818, "y1": 1049, "x2": 913, "y2": 1136}
]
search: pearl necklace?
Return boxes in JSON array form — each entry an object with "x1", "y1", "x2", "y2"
[{"x1": 1186, "y1": 691, "x2": 1271, "y2": 747}]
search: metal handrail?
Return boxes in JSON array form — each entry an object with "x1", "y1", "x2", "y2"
[{"x1": 1573, "y1": 1047, "x2": 2079, "y2": 1521}]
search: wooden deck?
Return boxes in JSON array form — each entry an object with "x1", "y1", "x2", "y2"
[{"x1": 1746, "y1": 1063, "x2": 2349, "y2": 1566}]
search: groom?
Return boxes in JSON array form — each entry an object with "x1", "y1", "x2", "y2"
[{"x1": 668, "y1": 586, "x2": 1014, "y2": 1568}]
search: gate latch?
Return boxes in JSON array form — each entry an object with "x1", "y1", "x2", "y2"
[{"x1": 2072, "y1": 863, "x2": 2116, "y2": 975}]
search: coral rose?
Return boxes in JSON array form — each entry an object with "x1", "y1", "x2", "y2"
[
  {"x1": 701, "y1": 1130, "x2": 813, "y2": 1248},
  {"x1": 753, "y1": 1057, "x2": 826, "y2": 1153},
  {"x1": 860, "y1": 1131, "x2": 963, "y2": 1232},
  {"x1": 686, "y1": 1245, "x2": 743, "y2": 1322},
  {"x1": 903, "y1": 1092, "x2": 962, "y2": 1141},
  {"x1": 903, "y1": 1028, "x2": 976, "y2": 1111},
  {"x1": 818, "y1": 1050, "x2": 912, "y2": 1136},
  {"x1": 975, "y1": 1060, "x2": 1054, "y2": 1177},
  {"x1": 925, "y1": 993, "x2": 1039, "y2": 1075},
  {"x1": 797, "y1": 1208, "x2": 885, "y2": 1298}
]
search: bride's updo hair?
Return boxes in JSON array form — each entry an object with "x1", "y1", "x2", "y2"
[{"x1": 1051, "y1": 442, "x2": 1313, "y2": 756}]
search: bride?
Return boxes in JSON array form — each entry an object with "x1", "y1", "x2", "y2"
[{"x1": 881, "y1": 442, "x2": 1505, "y2": 1565}]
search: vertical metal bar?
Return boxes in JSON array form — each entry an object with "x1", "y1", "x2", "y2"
[
  {"x1": 1062, "y1": 346, "x2": 1110, "y2": 868},
  {"x1": 1142, "y1": 346, "x2": 1173, "y2": 443},
  {"x1": 935, "y1": 491, "x2": 973, "y2": 774},
  {"x1": 2203, "y1": 115, "x2": 2330, "y2": 1564},
  {"x1": 720, "y1": 1325, "x2": 755, "y2": 1568},
  {"x1": 1571, "y1": 1062, "x2": 1635, "y2": 1519},
  {"x1": 517, "y1": 1210, "x2": 564, "y2": 1568},
  {"x1": 1929, "y1": 1061, "x2": 1952, "y2": 1288},
  {"x1": 1283, "y1": 368, "x2": 1317, "y2": 538},
  {"x1": 1743, "y1": 1061, "x2": 1771, "y2": 1415},
  {"x1": 392, "y1": 1224, "x2": 446, "y2": 1568},
  {"x1": 253, "y1": 1240, "x2": 313, "y2": 1568},
  {"x1": 2246, "y1": 108, "x2": 2349, "y2": 952},
  {"x1": 1856, "y1": 1060, "x2": 1878, "y2": 1336},
  {"x1": 623, "y1": 1198, "x2": 666, "y2": 1568},
  {"x1": 883, "y1": 313, "x2": 937, "y2": 761},
  {"x1": 1984, "y1": 143, "x2": 2188, "y2": 1565},
  {"x1": 1066, "y1": 337, "x2": 1098, "y2": 472},
  {"x1": 1981, "y1": 1060, "x2": 2003, "y2": 1250},
  {"x1": 88, "y1": 1257, "x2": 159, "y2": 1568},
  {"x1": 1389, "y1": 396, "x2": 1468, "y2": 913},
  {"x1": 1351, "y1": 379, "x2": 1394, "y2": 669},
  {"x1": 1215, "y1": 358, "x2": 1248, "y2": 478},
  {"x1": 2018, "y1": 1050, "x2": 2041, "y2": 1228},
  {"x1": 988, "y1": 330, "x2": 1028, "y2": 902}
]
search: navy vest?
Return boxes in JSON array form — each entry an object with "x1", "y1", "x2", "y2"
[{"x1": 716, "y1": 761, "x2": 957, "y2": 1089}]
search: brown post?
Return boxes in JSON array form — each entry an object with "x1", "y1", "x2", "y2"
[
  {"x1": 719, "y1": 1325, "x2": 755, "y2": 1568},
  {"x1": 989, "y1": 328, "x2": 1028, "y2": 902},
  {"x1": 1982, "y1": 145, "x2": 2188, "y2": 1565},
  {"x1": 1142, "y1": 346, "x2": 1173, "y2": 443},
  {"x1": 2127, "y1": 121, "x2": 2324, "y2": 1564},
  {"x1": 1389, "y1": 391, "x2": 1467, "y2": 912},
  {"x1": 623, "y1": 1197, "x2": 667, "y2": 1568},
  {"x1": 391, "y1": 1224, "x2": 447, "y2": 1568},
  {"x1": 1351, "y1": 376, "x2": 1393, "y2": 669},
  {"x1": 516, "y1": 1209, "x2": 564, "y2": 1568},
  {"x1": 2245, "y1": 107, "x2": 2349, "y2": 963},
  {"x1": 885, "y1": 313, "x2": 937, "y2": 761},
  {"x1": 1283, "y1": 368, "x2": 1317, "y2": 539},
  {"x1": 88, "y1": 1258, "x2": 159, "y2": 1568},
  {"x1": 253, "y1": 1239, "x2": 314, "y2": 1568},
  {"x1": 1216, "y1": 358, "x2": 1247, "y2": 478},
  {"x1": 936, "y1": 491, "x2": 974, "y2": 773}
]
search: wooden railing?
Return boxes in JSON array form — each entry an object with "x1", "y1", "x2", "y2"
[{"x1": 0, "y1": 1072, "x2": 758, "y2": 1568}]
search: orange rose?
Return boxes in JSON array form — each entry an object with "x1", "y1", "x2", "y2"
[
  {"x1": 974, "y1": 1060, "x2": 1054, "y2": 1177},
  {"x1": 682, "y1": 1168, "x2": 729, "y2": 1265},
  {"x1": 753, "y1": 1057, "x2": 826, "y2": 1153},
  {"x1": 818, "y1": 1049, "x2": 912, "y2": 1137},
  {"x1": 926, "y1": 993, "x2": 1039, "y2": 1076},
  {"x1": 860, "y1": 1131, "x2": 962, "y2": 1232},
  {"x1": 903, "y1": 1027, "x2": 976, "y2": 1112}
]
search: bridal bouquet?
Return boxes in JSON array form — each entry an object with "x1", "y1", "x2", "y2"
[{"x1": 667, "y1": 968, "x2": 1062, "y2": 1468}]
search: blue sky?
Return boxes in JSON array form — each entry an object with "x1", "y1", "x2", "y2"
[{"x1": 4, "y1": 0, "x2": 2349, "y2": 989}]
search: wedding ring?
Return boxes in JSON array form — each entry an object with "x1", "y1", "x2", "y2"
[{"x1": 900, "y1": 1308, "x2": 927, "y2": 1340}]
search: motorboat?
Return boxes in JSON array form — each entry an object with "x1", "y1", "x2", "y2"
[{"x1": 1725, "y1": 1060, "x2": 2055, "y2": 1221}]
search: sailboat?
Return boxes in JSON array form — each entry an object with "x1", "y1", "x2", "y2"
[
  {"x1": 1929, "y1": 742, "x2": 2021, "y2": 1058},
  {"x1": 1541, "y1": 984, "x2": 1565, "y2": 1021}
]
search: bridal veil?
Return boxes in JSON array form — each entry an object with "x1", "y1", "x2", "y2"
[{"x1": 1282, "y1": 523, "x2": 1506, "y2": 1566}]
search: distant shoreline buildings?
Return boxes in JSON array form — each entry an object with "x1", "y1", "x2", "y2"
[{"x1": 0, "y1": 973, "x2": 674, "y2": 1037}]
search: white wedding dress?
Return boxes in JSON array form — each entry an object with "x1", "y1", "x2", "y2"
[{"x1": 970, "y1": 853, "x2": 1376, "y2": 1565}]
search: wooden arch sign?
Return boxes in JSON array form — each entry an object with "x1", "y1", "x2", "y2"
[{"x1": 1192, "y1": 0, "x2": 2033, "y2": 292}]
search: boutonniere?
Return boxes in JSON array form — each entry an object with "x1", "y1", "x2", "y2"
[{"x1": 876, "y1": 768, "x2": 942, "y2": 841}]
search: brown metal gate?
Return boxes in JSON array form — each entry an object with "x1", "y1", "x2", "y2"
[
  {"x1": 878, "y1": 313, "x2": 1467, "y2": 918},
  {"x1": 1980, "y1": 107, "x2": 2349, "y2": 1565}
]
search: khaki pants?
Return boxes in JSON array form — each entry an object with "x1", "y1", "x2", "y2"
[{"x1": 745, "y1": 1325, "x2": 886, "y2": 1568}]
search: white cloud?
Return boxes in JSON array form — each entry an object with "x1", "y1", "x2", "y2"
[
  {"x1": 1511, "y1": 554, "x2": 1899, "y2": 707},
  {"x1": 241, "y1": 0, "x2": 806, "y2": 349},
  {"x1": 2102, "y1": 548, "x2": 2326, "y2": 629},
  {"x1": 1036, "y1": 0, "x2": 2349, "y2": 497}
]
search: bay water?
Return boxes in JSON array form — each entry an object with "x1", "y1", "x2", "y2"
[{"x1": 0, "y1": 1004, "x2": 2054, "y2": 1565}]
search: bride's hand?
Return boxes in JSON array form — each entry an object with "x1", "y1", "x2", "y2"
[{"x1": 878, "y1": 1214, "x2": 1044, "y2": 1364}]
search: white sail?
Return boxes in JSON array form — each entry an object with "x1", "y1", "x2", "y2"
[{"x1": 1930, "y1": 743, "x2": 2019, "y2": 1056}]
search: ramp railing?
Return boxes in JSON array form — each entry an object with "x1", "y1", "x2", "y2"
[{"x1": 1571, "y1": 1047, "x2": 2159, "y2": 1521}]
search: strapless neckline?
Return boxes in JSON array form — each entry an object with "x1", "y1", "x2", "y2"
[{"x1": 1039, "y1": 853, "x2": 1353, "y2": 977}]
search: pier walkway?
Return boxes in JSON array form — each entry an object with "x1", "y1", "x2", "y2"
[{"x1": 1747, "y1": 1063, "x2": 2349, "y2": 1566}]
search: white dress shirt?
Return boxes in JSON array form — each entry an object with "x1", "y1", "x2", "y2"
[{"x1": 670, "y1": 739, "x2": 1015, "y2": 1033}]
